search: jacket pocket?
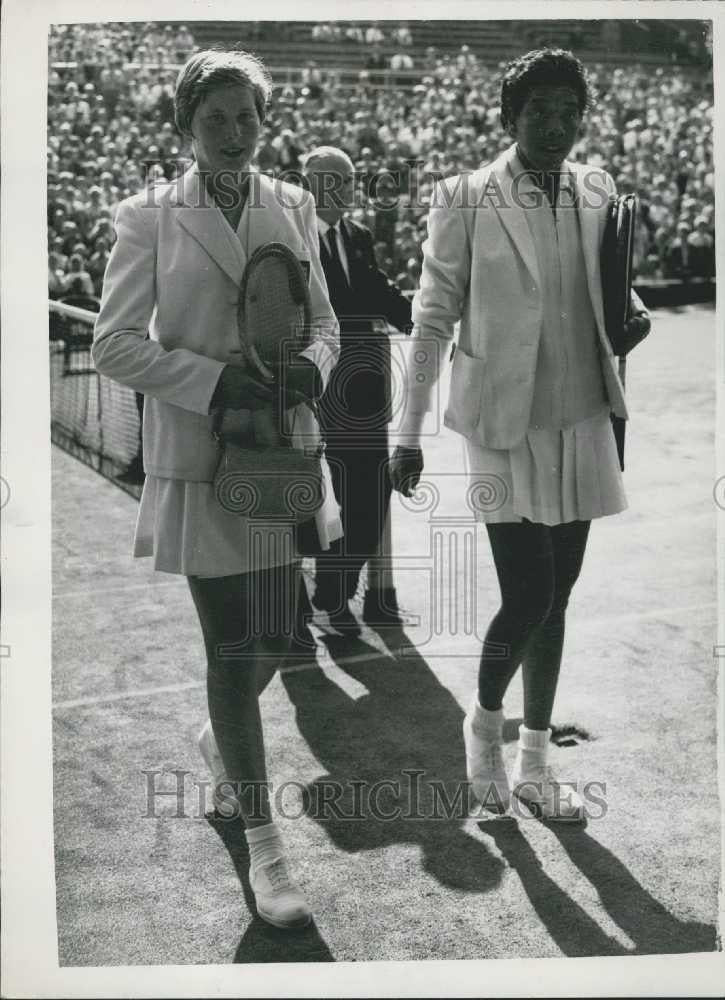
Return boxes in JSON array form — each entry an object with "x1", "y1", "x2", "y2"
[{"x1": 444, "y1": 344, "x2": 486, "y2": 434}]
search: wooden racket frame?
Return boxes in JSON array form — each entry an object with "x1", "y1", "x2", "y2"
[{"x1": 237, "y1": 241, "x2": 313, "y2": 379}]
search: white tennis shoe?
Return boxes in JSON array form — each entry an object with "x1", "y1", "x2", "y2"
[
  {"x1": 511, "y1": 758, "x2": 585, "y2": 821},
  {"x1": 250, "y1": 857, "x2": 312, "y2": 929},
  {"x1": 462, "y1": 703, "x2": 511, "y2": 813}
]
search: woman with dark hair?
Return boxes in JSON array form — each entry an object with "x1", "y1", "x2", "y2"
[
  {"x1": 93, "y1": 49, "x2": 340, "y2": 928},
  {"x1": 391, "y1": 49, "x2": 650, "y2": 820}
]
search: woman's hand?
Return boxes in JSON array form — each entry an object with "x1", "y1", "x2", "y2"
[
  {"x1": 389, "y1": 445, "x2": 424, "y2": 496},
  {"x1": 210, "y1": 365, "x2": 275, "y2": 411}
]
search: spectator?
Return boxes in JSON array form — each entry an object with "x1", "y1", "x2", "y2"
[
  {"x1": 255, "y1": 129, "x2": 279, "y2": 173},
  {"x1": 390, "y1": 49, "x2": 414, "y2": 86},
  {"x1": 365, "y1": 22, "x2": 385, "y2": 45},
  {"x1": 352, "y1": 110, "x2": 385, "y2": 157},
  {"x1": 345, "y1": 22, "x2": 364, "y2": 44},
  {"x1": 665, "y1": 222, "x2": 694, "y2": 281},
  {"x1": 311, "y1": 23, "x2": 333, "y2": 42},
  {"x1": 274, "y1": 128, "x2": 303, "y2": 174},
  {"x1": 301, "y1": 61, "x2": 323, "y2": 100},
  {"x1": 48, "y1": 254, "x2": 66, "y2": 299},
  {"x1": 88, "y1": 238, "x2": 111, "y2": 296},
  {"x1": 99, "y1": 62, "x2": 125, "y2": 117},
  {"x1": 173, "y1": 25, "x2": 195, "y2": 61},
  {"x1": 687, "y1": 216, "x2": 715, "y2": 277},
  {"x1": 395, "y1": 256, "x2": 421, "y2": 291},
  {"x1": 366, "y1": 45, "x2": 387, "y2": 85},
  {"x1": 63, "y1": 253, "x2": 95, "y2": 297},
  {"x1": 372, "y1": 171, "x2": 400, "y2": 257},
  {"x1": 47, "y1": 22, "x2": 713, "y2": 291},
  {"x1": 392, "y1": 23, "x2": 413, "y2": 47}
]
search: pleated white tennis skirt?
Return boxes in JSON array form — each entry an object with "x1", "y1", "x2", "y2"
[
  {"x1": 463, "y1": 404, "x2": 628, "y2": 526},
  {"x1": 133, "y1": 470, "x2": 343, "y2": 578}
]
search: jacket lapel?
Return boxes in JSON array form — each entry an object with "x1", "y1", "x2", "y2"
[
  {"x1": 246, "y1": 173, "x2": 308, "y2": 257},
  {"x1": 175, "y1": 164, "x2": 246, "y2": 285},
  {"x1": 489, "y1": 145, "x2": 540, "y2": 287},
  {"x1": 339, "y1": 218, "x2": 360, "y2": 284}
]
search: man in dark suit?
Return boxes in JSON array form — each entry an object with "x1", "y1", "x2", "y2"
[
  {"x1": 297, "y1": 146, "x2": 412, "y2": 638},
  {"x1": 664, "y1": 222, "x2": 693, "y2": 281}
]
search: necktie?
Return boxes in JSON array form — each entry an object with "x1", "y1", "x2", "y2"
[{"x1": 326, "y1": 224, "x2": 348, "y2": 286}]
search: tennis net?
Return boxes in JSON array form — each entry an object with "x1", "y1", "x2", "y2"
[{"x1": 49, "y1": 300, "x2": 143, "y2": 500}]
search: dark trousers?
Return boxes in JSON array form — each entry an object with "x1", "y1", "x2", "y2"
[
  {"x1": 129, "y1": 391, "x2": 144, "y2": 467},
  {"x1": 311, "y1": 435, "x2": 391, "y2": 609}
]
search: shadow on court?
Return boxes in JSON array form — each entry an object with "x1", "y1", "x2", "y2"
[
  {"x1": 206, "y1": 814, "x2": 335, "y2": 963},
  {"x1": 478, "y1": 817, "x2": 717, "y2": 957},
  {"x1": 281, "y1": 632, "x2": 506, "y2": 892},
  {"x1": 51, "y1": 305, "x2": 720, "y2": 965}
]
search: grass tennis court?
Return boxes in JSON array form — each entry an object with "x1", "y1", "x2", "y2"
[{"x1": 51, "y1": 304, "x2": 720, "y2": 964}]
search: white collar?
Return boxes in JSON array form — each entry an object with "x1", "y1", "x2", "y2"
[{"x1": 316, "y1": 216, "x2": 345, "y2": 239}]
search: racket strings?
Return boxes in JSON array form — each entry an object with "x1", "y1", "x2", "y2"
[{"x1": 241, "y1": 260, "x2": 307, "y2": 368}]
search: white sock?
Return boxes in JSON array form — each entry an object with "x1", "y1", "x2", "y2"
[
  {"x1": 245, "y1": 822, "x2": 284, "y2": 873},
  {"x1": 471, "y1": 698, "x2": 504, "y2": 739},
  {"x1": 516, "y1": 724, "x2": 551, "y2": 772}
]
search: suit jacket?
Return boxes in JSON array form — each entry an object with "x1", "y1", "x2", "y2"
[
  {"x1": 409, "y1": 143, "x2": 649, "y2": 450},
  {"x1": 92, "y1": 165, "x2": 339, "y2": 480},
  {"x1": 318, "y1": 216, "x2": 412, "y2": 434}
]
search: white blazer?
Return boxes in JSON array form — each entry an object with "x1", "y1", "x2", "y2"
[
  {"x1": 92, "y1": 164, "x2": 340, "y2": 480},
  {"x1": 409, "y1": 143, "x2": 648, "y2": 450}
]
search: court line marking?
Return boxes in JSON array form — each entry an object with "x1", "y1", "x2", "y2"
[
  {"x1": 52, "y1": 570, "x2": 318, "y2": 600},
  {"x1": 51, "y1": 600, "x2": 716, "y2": 711},
  {"x1": 575, "y1": 600, "x2": 716, "y2": 629},
  {"x1": 53, "y1": 580, "x2": 187, "y2": 600},
  {"x1": 53, "y1": 679, "x2": 205, "y2": 710},
  {"x1": 52, "y1": 647, "x2": 389, "y2": 710}
]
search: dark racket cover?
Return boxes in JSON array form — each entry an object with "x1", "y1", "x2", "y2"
[
  {"x1": 600, "y1": 192, "x2": 637, "y2": 357},
  {"x1": 600, "y1": 192, "x2": 637, "y2": 472}
]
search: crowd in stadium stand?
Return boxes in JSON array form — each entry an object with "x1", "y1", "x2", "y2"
[{"x1": 48, "y1": 21, "x2": 715, "y2": 306}]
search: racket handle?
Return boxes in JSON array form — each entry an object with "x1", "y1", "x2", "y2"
[{"x1": 249, "y1": 344, "x2": 276, "y2": 382}]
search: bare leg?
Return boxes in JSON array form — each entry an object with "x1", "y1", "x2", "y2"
[
  {"x1": 187, "y1": 561, "x2": 298, "y2": 828},
  {"x1": 477, "y1": 520, "x2": 555, "y2": 711},
  {"x1": 522, "y1": 520, "x2": 590, "y2": 730}
]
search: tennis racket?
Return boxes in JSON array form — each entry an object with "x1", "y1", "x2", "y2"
[{"x1": 237, "y1": 242, "x2": 313, "y2": 447}]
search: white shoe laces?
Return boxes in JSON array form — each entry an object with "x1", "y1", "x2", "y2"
[
  {"x1": 260, "y1": 858, "x2": 293, "y2": 893},
  {"x1": 521, "y1": 762, "x2": 555, "y2": 784},
  {"x1": 481, "y1": 742, "x2": 505, "y2": 771}
]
